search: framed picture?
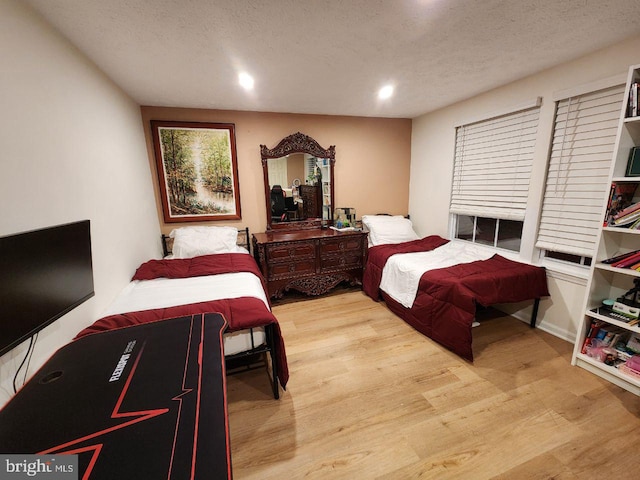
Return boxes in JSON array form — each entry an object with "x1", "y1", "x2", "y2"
[{"x1": 151, "y1": 121, "x2": 241, "y2": 223}]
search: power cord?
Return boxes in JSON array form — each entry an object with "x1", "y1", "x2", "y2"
[{"x1": 13, "y1": 333, "x2": 37, "y2": 394}]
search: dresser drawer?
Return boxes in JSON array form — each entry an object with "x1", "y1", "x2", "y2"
[
  {"x1": 268, "y1": 258, "x2": 316, "y2": 278},
  {"x1": 320, "y1": 252, "x2": 362, "y2": 271},
  {"x1": 266, "y1": 241, "x2": 315, "y2": 262},
  {"x1": 320, "y1": 237, "x2": 363, "y2": 256}
]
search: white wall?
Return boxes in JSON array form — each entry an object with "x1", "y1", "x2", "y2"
[
  {"x1": 0, "y1": 0, "x2": 160, "y2": 406},
  {"x1": 410, "y1": 34, "x2": 640, "y2": 343}
]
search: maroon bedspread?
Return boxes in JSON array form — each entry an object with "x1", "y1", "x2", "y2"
[
  {"x1": 363, "y1": 235, "x2": 450, "y2": 299},
  {"x1": 75, "y1": 254, "x2": 288, "y2": 388},
  {"x1": 132, "y1": 252, "x2": 266, "y2": 287},
  {"x1": 364, "y1": 241, "x2": 549, "y2": 361}
]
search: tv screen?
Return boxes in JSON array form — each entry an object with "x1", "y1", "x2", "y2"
[{"x1": 0, "y1": 220, "x2": 94, "y2": 357}]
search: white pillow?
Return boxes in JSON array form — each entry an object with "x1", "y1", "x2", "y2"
[
  {"x1": 362, "y1": 215, "x2": 419, "y2": 247},
  {"x1": 362, "y1": 215, "x2": 406, "y2": 227},
  {"x1": 169, "y1": 226, "x2": 238, "y2": 258}
]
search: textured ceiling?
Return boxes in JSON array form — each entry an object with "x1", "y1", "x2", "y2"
[{"x1": 23, "y1": 0, "x2": 640, "y2": 118}]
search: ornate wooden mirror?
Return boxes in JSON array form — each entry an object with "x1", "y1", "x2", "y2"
[{"x1": 261, "y1": 132, "x2": 335, "y2": 230}]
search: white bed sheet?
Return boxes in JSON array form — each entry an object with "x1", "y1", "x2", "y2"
[
  {"x1": 379, "y1": 241, "x2": 494, "y2": 309},
  {"x1": 103, "y1": 272, "x2": 270, "y2": 356}
]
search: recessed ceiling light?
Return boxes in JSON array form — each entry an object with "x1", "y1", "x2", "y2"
[
  {"x1": 239, "y1": 72, "x2": 254, "y2": 90},
  {"x1": 378, "y1": 85, "x2": 394, "y2": 100}
]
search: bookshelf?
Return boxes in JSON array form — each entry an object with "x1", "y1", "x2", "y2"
[
  {"x1": 572, "y1": 64, "x2": 640, "y2": 395},
  {"x1": 318, "y1": 158, "x2": 331, "y2": 221}
]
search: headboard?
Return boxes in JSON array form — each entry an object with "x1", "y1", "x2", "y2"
[{"x1": 161, "y1": 227, "x2": 251, "y2": 257}]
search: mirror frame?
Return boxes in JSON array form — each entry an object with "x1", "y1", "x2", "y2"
[{"x1": 261, "y1": 132, "x2": 335, "y2": 230}]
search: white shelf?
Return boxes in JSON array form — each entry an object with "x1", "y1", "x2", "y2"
[
  {"x1": 623, "y1": 115, "x2": 640, "y2": 126},
  {"x1": 602, "y1": 226, "x2": 640, "y2": 234},
  {"x1": 611, "y1": 177, "x2": 640, "y2": 183},
  {"x1": 574, "y1": 353, "x2": 640, "y2": 395},
  {"x1": 585, "y1": 308, "x2": 640, "y2": 334},
  {"x1": 574, "y1": 64, "x2": 640, "y2": 395},
  {"x1": 594, "y1": 262, "x2": 640, "y2": 277}
]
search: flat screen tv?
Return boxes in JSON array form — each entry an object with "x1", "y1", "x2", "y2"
[{"x1": 0, "y1": 220, "x2": 94, "y2": 357}]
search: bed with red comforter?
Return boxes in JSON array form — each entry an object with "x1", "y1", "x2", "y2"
[
  {"x1": 75, "y1": 253, "x2": 288, "y2": 397},
  {"x1": 363, "y1": 236, "x2": 549, "y2": 361}
]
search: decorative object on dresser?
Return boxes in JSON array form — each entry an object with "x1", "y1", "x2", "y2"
[
  {"x1": 253, "y1": 229, "x2": 367, "y2": 299},
  {"x1": 150, "y1": 120, "x2": 241, "y2": 223},
  {"x1": 260, "y1": 132, "x2": 335, "y2": 230}
]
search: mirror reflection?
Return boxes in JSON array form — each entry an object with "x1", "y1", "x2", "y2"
[
  {"x1": 267, "y1": 154, "x2": 330, "y2": 223},
  {"x1": 261, "y1": 132, "x2": 335, "y2": 230}
]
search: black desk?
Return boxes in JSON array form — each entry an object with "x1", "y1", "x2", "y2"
[{"x1": 0, "y1": 313, "x2": 232, "y2": 479}]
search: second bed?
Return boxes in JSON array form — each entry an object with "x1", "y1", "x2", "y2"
[{"x1": 362, "y1": 216, "x2": 549, "y2": 361}]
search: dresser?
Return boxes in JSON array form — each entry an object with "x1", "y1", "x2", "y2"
[{"x1": 252, "y1": 228, "x2": 368, "y2": 299}]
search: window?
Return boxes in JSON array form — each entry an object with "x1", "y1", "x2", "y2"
[
  {"x1": 545, "y1": 250, "x2": 592, "y2": 266},
  {"x1": 450, "y1": 99, "x2": 541, "y2": 252},
  {"x1": 454, "y1": 215, "x2": 523, "y2": 252},
  {"x1": 536, "y1": 83, "x2": 626, "y2": 264}
]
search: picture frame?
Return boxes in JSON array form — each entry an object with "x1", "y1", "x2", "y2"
[{"x1": 151, "y1": 121, "x2": 241, "y2": 223}]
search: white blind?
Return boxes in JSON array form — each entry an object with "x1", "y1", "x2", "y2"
[
  {"x1": 450, "y1": 106, "x2": 540, "y2": 221},
  {"x1": 536, "y1": 84, "x2": 625, "y2": 257}
]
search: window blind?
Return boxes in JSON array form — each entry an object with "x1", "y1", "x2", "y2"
[
  {"x1": 536, "y1": 84, "x2": 625, "y2": 257},
  {"x1": 450, "y1": 106, "x2": 540, "y2": 221}
]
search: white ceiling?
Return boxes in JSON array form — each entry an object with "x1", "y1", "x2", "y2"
[{"x1": 24, "y1": 0, "x2": 640, "y2": 118}]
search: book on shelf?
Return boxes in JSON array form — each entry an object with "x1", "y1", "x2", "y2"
[
  {"x1": 611, "y1": 250, "x2": 640, "y2": 268},
  {"x1": 613, "y1": 199, "x2": 640, "y2": 220},
  {"x1": 604, "y1": 182, "x2": 639, "y2": 226},
  {"x1": 613, "y1": 209, "x2": 640, "y2": 226},
  {"x1": 626, "y1": 147, "x2": 640, "y2": 176},
  {"x1": 581, "y1": 319, "x2": 603, "y2": 354},
  {"x1": 629, "y1": 217, "x2": 640, "y2": 230},
  {"x1": 629, "y1": 82, "x2": 639, "y2": 117},
  {"x1": 602, "y1": 248, "x2": 640, "y2": 264}
]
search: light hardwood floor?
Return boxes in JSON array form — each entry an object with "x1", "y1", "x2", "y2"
[{"x1": 226, "y1": 291, "x2": 640, "y2": 479}]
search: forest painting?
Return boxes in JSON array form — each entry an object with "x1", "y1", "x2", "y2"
[{"x1": 151, "y1": 121, "x2": 241, "y2": 222}]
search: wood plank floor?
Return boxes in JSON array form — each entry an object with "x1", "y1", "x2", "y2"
[{"x1": 226, "y1": 290, "x2": 640, "y2": 479}]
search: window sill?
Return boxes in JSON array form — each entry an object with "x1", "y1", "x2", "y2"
[
  {"x1": 541, "y1": 258, "x2": 589, "y2": 285},
  {"x1": 451, "y1": 239, "x2": 589, "y2": 285}
]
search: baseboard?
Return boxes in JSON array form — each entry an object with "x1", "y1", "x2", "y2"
[{"x1": 509, "y1": 310, "x2": 575, "y2": 343}]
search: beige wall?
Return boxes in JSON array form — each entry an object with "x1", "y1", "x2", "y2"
[
  {"x1": 410, "y1": 34, "x2": 640, "y2": 342},
  {"x1": 140, "y1": 107, "x2": 412, "y2": 234},
  {"x1": 0, "y1": 0, "x2": 159, "y2": 406}
]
